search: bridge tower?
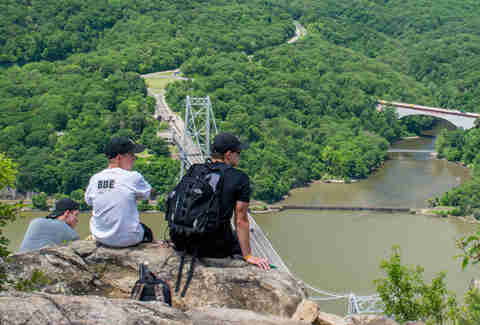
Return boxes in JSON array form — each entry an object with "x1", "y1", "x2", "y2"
[{"x1": 180, "y1": 96, "x2": 218, "y2": 177}]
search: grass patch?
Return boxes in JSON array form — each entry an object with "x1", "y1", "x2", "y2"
[{"x1": 144, "y1": 78, "x2": 178, "y2": 92}]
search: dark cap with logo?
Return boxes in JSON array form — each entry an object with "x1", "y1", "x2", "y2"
[
  {"x1": 211, "y1": 132, "x2": 248, "y2": 154},
  {"x1": 47, "y1": 198, "x2": 80, "y2": 219},
  {"x1": 104, "y1": 136, "x2": 145, "y2": 159}
]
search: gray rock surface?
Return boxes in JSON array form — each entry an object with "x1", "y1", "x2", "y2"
[
  {"x1": 0, "y1": 291, "x2": 307, "y2": 325},
  {"x1": 5, "y1": 240, "x2": 307, "y2": 317},
  {"x1": 186, "y1": 307, "x2": 307, "y2": 325},
  {"x1": 348, "y1": 315, "x2": 399, "y2": 325}
]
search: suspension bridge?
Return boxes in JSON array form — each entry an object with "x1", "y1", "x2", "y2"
[{"x1": 152, "y1": 94, "x2": 383, "y2": 316}]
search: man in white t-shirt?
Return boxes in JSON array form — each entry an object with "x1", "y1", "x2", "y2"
[{"x1": 85, "y1": 136, "x2": 153, "y2": 247}]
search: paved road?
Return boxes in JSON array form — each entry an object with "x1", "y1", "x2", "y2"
[{"x1": 143, "y1": 78, "x2": 203, "y2": 165}]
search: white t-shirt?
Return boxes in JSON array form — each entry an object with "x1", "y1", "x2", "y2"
[{"x1": 85, "y1": 168, "x2": 151, "y2": 247}]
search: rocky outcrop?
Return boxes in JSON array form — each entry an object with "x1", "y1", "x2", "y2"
[
  {"x1": 0, "y1": 291, "x2": 307, "y2": 325},
  {"x1": 292, "y1": 299, "x2": 321, "y2": 323},
  {"x1": 4, "y1": 240, "x2": 306, "y2": 318},
  {"x1": 3, "y1": 241, "x2": 409, "y2": 324}
]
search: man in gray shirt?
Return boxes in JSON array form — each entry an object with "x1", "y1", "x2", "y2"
[{"x1": 19, "y1": 198, "x2": 80, "y2": 253}]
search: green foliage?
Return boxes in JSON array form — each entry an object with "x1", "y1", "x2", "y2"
[
  {"x1": 434, "y1": 126, "x2": 480, "y2": 215},
  {"x1": 433, "y1": 210, "x2": 450, "y2": 218},
  {"x1": 0, "y1": 153, "x2": 21, "y2": 290},
  {"x1": 32, "y1": 192, "x2": 49, "y2": 211},
  {"x1": 458, "y1": 289, "x2": 480, "y2": 325},
  {"x1": 473, "y1": 209, "x2": 480, "y2": 221},
  {"x1": 0, "y1": 0, "x2": 293, "y2": 200},
  {"x1": 455, "y1": 228, "x2": 480, "y2": 325},
  {"x1": 137, "y1": 199, "x2": 152, "y2": 212},
  {"x1": 451, "y1": 208, "x2": 464, "y2": 216},
  {"x1": 0, "y1": 0, "x2": 293, "y2": 66},
  {"x1": 70, "y1": 189, "x2": 89, "y2": 211},
  {"x1": 436, "y1": 177, "x2": 480, "y2": 216},
  {"x1": 3, "y1": 0, "x2": 480, "y2": 203},
  {"x1": 155, "y1": 195, "x2": 166, "y2": 212},
  {"x1": 134, "y1": 156, "x2": 179, "y2": 197},
  {"x1": 457, "y1": 228, "x2": 480, "y2": 270},
  {"x1": 168, "y1": 38, "x2": 412, "y2": 201},
  {"x1": 375, "y1": 247, "x2": 458, "y2": 324},
  {"x1": 0, "y1": 153, "x2": 17, "y2": 187},
  {"x1": 54, "y1": 193, "x2": 69, "y2": 201}
]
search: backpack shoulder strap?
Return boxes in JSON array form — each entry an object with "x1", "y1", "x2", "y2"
[
  {"x1": 203, "y1": 162, "x2": 232, "y2": 226},
  {"x1": 175, "y1": 252, "x2": 186, "y2": 294},
  {"x1": 204, "y1": 161, "x2": 232, "y2": 177},
  {"x1": 130, "y1": 281, "x2": 145, "y2": 300}
]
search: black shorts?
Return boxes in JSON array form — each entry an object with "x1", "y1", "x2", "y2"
[
  {"x1": 170, "y1": 228, "x2": 241, "y2": 258},
  {"x1": 140, "y1": 223, "x2": 154, "y2": 243}
]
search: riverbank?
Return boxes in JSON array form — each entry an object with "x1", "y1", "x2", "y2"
[{"x1": 417, "y1": 206, "x2": 480, "y2": 224}]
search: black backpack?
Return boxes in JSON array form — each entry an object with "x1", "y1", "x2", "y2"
[
  {"x1": 130, "y1": 263, "x2": 172, "y2": 306},
  {"x1": 164, "y1": 161, "x2": 230, "y2": 297}
]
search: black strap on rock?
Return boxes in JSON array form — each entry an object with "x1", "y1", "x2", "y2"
[
  {"x1": 175, "y1": 252, "x2": 186, "y2": 293},
  {"x1": 181, "y1": 252, "x2": 197, "y2": 297}
]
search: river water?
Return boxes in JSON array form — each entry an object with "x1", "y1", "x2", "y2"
[
  {"x1": 253, "y1": 130, "x2": 476, "y2": 314},
  {"x1": 4, "y1": 125, "x2": 478, "y2": 315}
]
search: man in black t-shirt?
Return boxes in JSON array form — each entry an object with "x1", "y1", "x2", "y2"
[{"x1": 207, "y1": 132, "x2": 270, "y2": 270}]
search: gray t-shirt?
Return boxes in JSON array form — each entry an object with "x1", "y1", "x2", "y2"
[{"x1": 19, "y1": 218, "x2": 79, "y2": 253}]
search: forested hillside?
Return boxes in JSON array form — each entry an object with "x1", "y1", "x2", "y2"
[
  {"x1": 1, "y1": 0, "x2": 480, "y2": 205},
  {"x1": 0, "y1": 0, "x2": 294, "y2": 201},
  {"x1": 291, "y1": 0, "x2": 480, "y2": 112}
]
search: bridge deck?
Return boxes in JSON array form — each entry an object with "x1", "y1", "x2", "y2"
[{"x1": 378, "y1": 100, "x2": 480, "y2": 118}]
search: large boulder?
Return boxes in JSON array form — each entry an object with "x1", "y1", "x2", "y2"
[
  {"x1": 4, "y1": 240, "x2": 307, "y2": 317},
  {"x1": 0, "y1": 291, "x2": 307, "y2": 325},
  {"x1": 292, "y1": 299, "x2": 347, "y2": 325}
]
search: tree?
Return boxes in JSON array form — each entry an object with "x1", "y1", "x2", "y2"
[
  {"x1": 457, "y1": 228, "x2": 480, "y2": 270},
  {"x1": 459, "y1": 289, "x2": 480, "y2": 325},
  {"x1": 375, "y1": 247, "x2": 458, "y2": 325},
  {"x1": 474, "y1": 117, "x2": 480, "y2": 129},
  {"x1": 32, "y1": 192, "x2": 49, "y2": 211},
  {"x1": 70, "y1": 189, "x2": 89, "y2": 211},
  {"x1": 0, "y1": 153, "x2": 21, "y2": 290},
  {"x1": 453, "y1": 228, "x2": 480, "y2": 324}
]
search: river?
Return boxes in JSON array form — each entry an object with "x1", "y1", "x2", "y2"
[
  {"x1": 253, "y1": 126, "x2": 476, "y2": 314},
  {"x1": 4, "y1": 124, "x2": 477, "y2": 315}
]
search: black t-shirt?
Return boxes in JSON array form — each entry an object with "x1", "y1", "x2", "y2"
[
  {"x1": 211, "y1": 162, "x2": 251, "y2": 221},
  {"x1": 204, "y1": 162, "x2": 250, "y2": 257}
]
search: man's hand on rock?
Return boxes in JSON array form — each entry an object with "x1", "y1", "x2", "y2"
[{"x1": 245, "y1": 255, "x2": 270, "y2": 270}]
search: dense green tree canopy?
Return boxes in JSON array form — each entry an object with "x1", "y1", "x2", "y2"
[{"x1": 2, "y1": 0, "x2": 480, "y2": 203}]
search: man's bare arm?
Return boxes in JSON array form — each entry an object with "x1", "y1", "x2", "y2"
[{"x1": 235, "y1": 201, "x2": 270, "y2": 270}]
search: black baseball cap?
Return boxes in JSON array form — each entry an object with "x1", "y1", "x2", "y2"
[
  {"x1": 47, "y1": 198, "x2": 80, "y2": 219},
  {"x1": 104, "y1": 136, "x2": 145, "y2": 159},
  {"x1": 211, "y1": 132, "x2": 248, "y2": 154}
]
